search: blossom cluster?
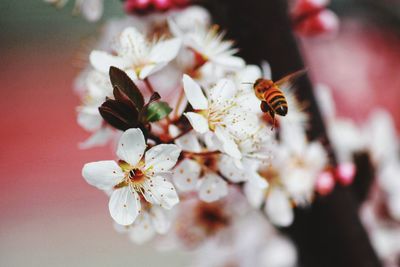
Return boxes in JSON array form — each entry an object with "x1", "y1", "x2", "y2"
[{"x1": 75, "y1": 5, "x2": 333, "y2": 254}]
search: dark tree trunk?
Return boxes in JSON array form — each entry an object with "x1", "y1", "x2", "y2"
[{"x1": 203, "y1": 0, "x2": 382, "y2": 266}]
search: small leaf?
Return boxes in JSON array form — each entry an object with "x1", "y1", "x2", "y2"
[
  {"x1": 99, "y1": 99, "x2": 139, "y2": 131},
  {"x1": 109, "y1": 67, "x2": 144, "y2": 109},
  {"x1": 143, "y1": 101, "x2": 172, "y2": 122}
]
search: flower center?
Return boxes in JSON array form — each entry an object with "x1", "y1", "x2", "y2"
[
  {"x1": 128, "y1": 168, "x2": 146, "y2": 184},
  {"x1": 195, "y1": 202, "x2": 230, "y2": 235}
]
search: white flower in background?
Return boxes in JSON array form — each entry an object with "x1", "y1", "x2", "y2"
[
  {"x1": 90, "y1": 27, "x2": 181, "y2": 80},
  {"x1": 316, "y1": 84, "x2": 365, "y2": 163},
  {"x1": 279, "y1": 123, "x2": 328, "y2": 204},
  {"x1": 45, "y1": 0, "x2": 104, "y2": 21},
  {"x1": 114, "y1": 205, "x2": 172, "y2": 244},
  {"x1": 182, "y1": 75, "x2": 259, "y2": 159},
  {"x1": 190, "y1": 211, "x2": 297, "y2": 267},
  {"x1": 170, "y1": 129, "x2": 228, "y2": 202},
  {"x1": 244, "y1": 126, "x2": 327, "y2": 227},
  {"x1": 82, "y1": 128, "x2": 181, "y2": 225},
  {"x1": 170, "y1": 6, "x2": 211, "y2": 33},
  {"x1": 169, "y1": 19, "x2": 245, "y2": 70},
  {"x1": 363, "y1": 109, "x2": 399, "y2": 164},
  {"x1": 76, "y1": 71, "x2": 114, "y2": 149}
]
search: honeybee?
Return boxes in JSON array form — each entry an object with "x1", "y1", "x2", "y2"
[{"x1": 253, "y1": 70, "x2": 306, "y2": 127}]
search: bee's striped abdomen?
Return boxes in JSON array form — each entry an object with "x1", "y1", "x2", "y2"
[{"x1": 263, "y1": 87, "x2": 288, "y2": 116}]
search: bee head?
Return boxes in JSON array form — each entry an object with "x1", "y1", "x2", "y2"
[{"x1": 253, "y1": 78, "x2": 264, "y2": 89}]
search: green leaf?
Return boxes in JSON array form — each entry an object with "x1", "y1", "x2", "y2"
[
  {"x1": 109, "y1": 66, "x2": 144, "y2": 109},
  {"x1": 143, "y1": 101, "x2": 172, "y2": 122}
]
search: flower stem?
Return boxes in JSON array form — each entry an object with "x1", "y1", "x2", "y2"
[{"x1": 144, "y1": 78, "x2": 155, "y2": 95}]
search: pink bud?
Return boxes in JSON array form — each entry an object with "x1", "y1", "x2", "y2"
[
  {"x1": 291, "y1": 0, "x2": 329, "y2": 18},
  {"x1": 316, "y1": 171, "x2": 335, "y2": 196},
  {"x1": 335, "y1": 162, "x2": 356, "y2": 186},
  {"x1": 154, "y1": 0, "x2": 172, "y2": 10},
  {"x1": 294, "y1": 9, "x2": 339, "y2": 37},
  {"x1": 135, "y1": 0, "x2": 151, "y2": 9}
]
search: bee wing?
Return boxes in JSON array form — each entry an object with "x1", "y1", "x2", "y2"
[{"x1": 275, "y1": 69, "x2": 307, "y2": 91}]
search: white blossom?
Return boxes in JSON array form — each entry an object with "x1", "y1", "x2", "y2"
[
  {"x1": 90, "y1": 27, "x2": 181, "y2": 80},
  {"x1": 182, "y1": 75, "x2": 259, "y2": 159},
  {"x1": 82, "y1": 128, "x2": 181, "y2": 225}
]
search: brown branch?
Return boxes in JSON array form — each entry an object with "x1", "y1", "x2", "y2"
[{"x1": 204, "y1": 0, "x2": 381, "y2": 266}]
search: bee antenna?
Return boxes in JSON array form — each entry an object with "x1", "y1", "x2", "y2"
[{"x1": 241, "y1": 82, "x2": 254, "y2": 85}]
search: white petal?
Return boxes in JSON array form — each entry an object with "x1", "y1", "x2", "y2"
[
  {"x1": 248, "y1": 172, "x2": 269, "y2": 189},
  {"x1": 119, "y1": 27, "x2": 147, "y2": 57},
  {"x1": 116, "y1": 128, "x2": 146, "y2": 166},
  {"x1": 80, "y1": 0, "x2": 103, "y2": 22},
  {"x1": 139, "y1": 63, "x2": 163, "y2": 79},
  {"x1": 129, "y1": 212, "x2": 155, "y2": 244},
  {"x1": 89, "y1": 51, "x2": 127, "y2": 73},
  {"x1": 209, "y1": 79, "x2": 236, "y2": 103},
  {"x1": 215, "y1": 126, "x2": 241, "y2": 159},
  {"x1": 184, "y1": 112, "x2": 209, "y2": 134},
  {"x1": 109, "y1": 187, "x2": 141, "y2": 225},
  {"x1": 265, "y1": 187, "x2": 294, "y2": 227},
  {"x1": 261, "y1": 61, "x2": 272, "y2": 80},
  {"x1": 174, "y1": 131, "x2": 202, "y2": 152},
  {"x1": 149, "y1": 176, "x2": 180, "y2": 209},
  {"x1": 79, "y1": 127, "x2": 113, "y2": 149},
  {"x1": 82, "y1": 160, "x2": 124, "y2": 191},
  {"x1": 149, "y1": 38, "x2": 182, "y2": 63},
  {"x1": 218, "y1": 155, "x2": 247, "y2": 183},
  {"x1": 244, "y1": 182, "x2": 264, "y2": 208},
  {"x1": 198, "y1": 173, "x2": 228, "y2": 202},
  {"x1": 145, "y1": 144, "x2": 181, "y2": 172},
  {"x1": 150, "y1": 206, "x2": 171, "y2": 234},
  {"x1": 213, "y1": 56, "x2": 245, "y2": 69},
  {"x1": 182, "y1": 74, "x2": 208, "y2": 110},
  {"x1": 173, "y1": 159, "x2": 201, "y2": 191},
  {"x1": 77, "y1": 108, "x2": 102, "y2": 132}
]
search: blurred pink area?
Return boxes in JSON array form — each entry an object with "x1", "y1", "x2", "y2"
[
  {"x1": 302, "y1": 19, "x2": 400, "y2": 130},
  {"x1": 0, "y1": 43, "x2": 187, "y2": 266}
]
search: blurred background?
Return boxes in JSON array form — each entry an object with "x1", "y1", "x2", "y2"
[{"x1": 0, "y1": 0, "x2": 399, "y2": 266}]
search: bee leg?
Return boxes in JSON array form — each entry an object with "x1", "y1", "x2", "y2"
[{"x1": 269, "y1": 110, "x2": 275, "y2": 130}]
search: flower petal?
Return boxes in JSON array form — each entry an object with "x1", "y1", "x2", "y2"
[
  {"x1": 79, "y1": 127, "x2": 114, "y2": 149},
  {"x1": 174, "y1": 131, "x2": 202, "y2": 152},
  {"x1": 109, "y1": 187, "x2": 141, "y2": 225},
  {"x1": 173, "y1": 159, "x2": 201, "y2": 191},
  {"x1": 129, "y1": 212, "x2": 155, "y2": 244},
  {"x1": 150, "y1": 206, "x2": 171, "y2": 234},
  {"x1": 82, "y1": 160, "x2": 124, "y2": 191},
  {"x1": 265, "y1": 187, "x2": 294, "y2": 227},
  {"x1": 182, "y1": 74, "x2": 208, "y2": 110},
  {"x1": 209, "y1": 79, "x2": 236, "y2": 103},
  {"x1": 145, "y1": 144, "x2": 181, "y2": 172},
  {"x1": 184, "y1": 112, "x2": 209, "y2": 134},
  {"x1": 89, "y1": 51, "x2": 127, "y2": 73},
  {"x1": 149, "y1": 176, "x2": 180, "y2": 209},
  {"x1": 215, "y1": 126, "x2": 241, "y2": 159},
  {"x1": 198, "y1": 173, "x2": 228, "y2": 202},
  {"x1": 149, "y1": 38, "x2": 182, "y2": 63},
  {"x1": 218, "y1": 155, "x2": 247, "y2": 183},
  {"x1": 119, "y1": 27, "x2": 147, "y2": 57},
  {"x1": 244, "y1": 182, "x2": 264, "y2": 208},
  {"x1": 212, "y1": 55, "x2": 245, "y2": 70},
  {"x1": 116, "y1": 128, "x2": 146, "y2": 166},
  {"x1": 139, "y1": 63, "x2": 161, "y2": 79}
]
